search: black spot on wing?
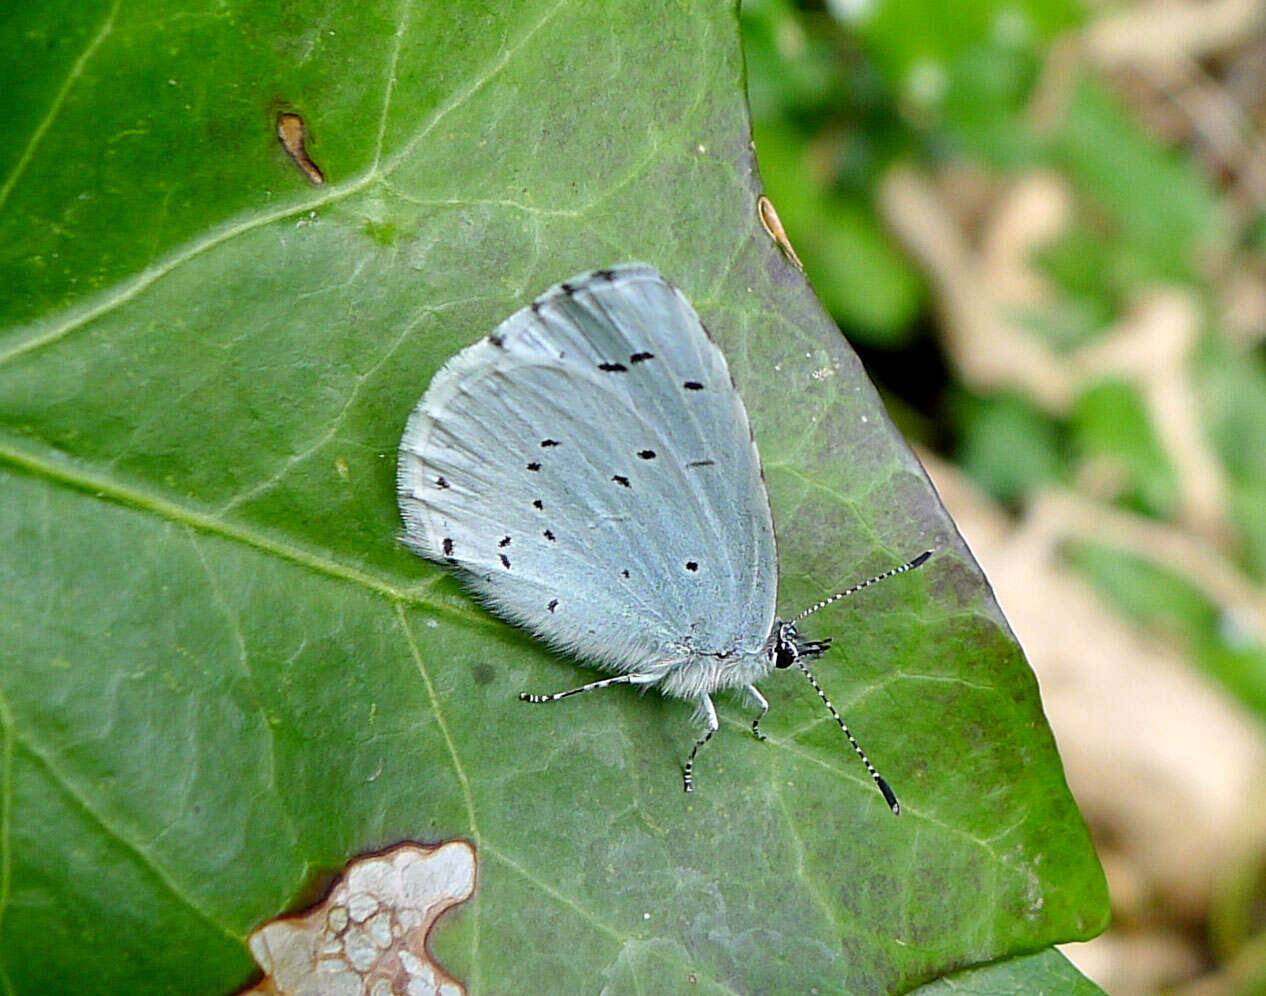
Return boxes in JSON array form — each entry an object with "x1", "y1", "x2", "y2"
[
  {"x1": 533, "y1": 499, "x2": 544, "y2": 510},
  {"x1": 540, "y1": 439, "x2": 560, "y2": 448},
  {"x1": 598, "y1": 362, "x2": 628, "y2": 373},
  {"x1": 488, "y1": 333, "x2": 505, "y2": 348},
  {"x1": 547, "y1": 599, "x2": 559, "y2": 612},
  {"x1": 685, "y1": 561, "x2": 698, "y2": 572},
  {"x1": 595, "y1": 269, "x2": 617, "y2": 281},
  {"x1": 687, "y1": 459, "x2": 714, "y2": 468},
  {"x1": 621, "y1": 569, "x2": 630, "y2": 578},
  {"x1": 500, "y1": 553, "x2": 511, "y2": 569},
  {"x1": 499, "y1": 536, "x2": 511, "y2": 548},
  {"x1": 436, "y1": 475, "x2": 450, "y2": 489},
  {"x1": 543, "y1": 529, "x2": 555, "y2": 541},
  {"x1": 442, "y1": 537, "x2": 453, "y2": 555},
  {"x1": 527, "y1": 462, "x2": 541, "y2": 472},
  {"x1": 629, "y1": 351, "x2": 654, "y2": 364},
  {"x1": 637, "y1": 450, "x2": 655, "y2": 460},
  {"x1": 684, "y1": 381, "x2": 704, "y2": 391},
  {"x1": 560, "y1": 282, "x2": 576, "y2": 295},
  {"x1": 611, "y1": 474, "x2": 630, "y2": 488}
]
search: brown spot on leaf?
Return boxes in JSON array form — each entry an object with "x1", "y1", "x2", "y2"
[
  {"x1": 238, "y1": 840, "x2": 476, "y2": 996},
  {"x1": 277, "y1": 113, "x2": 326, "y2": 187},
  {"x1": 276, "y1": 112, "x2": 325, "y2": 185}
]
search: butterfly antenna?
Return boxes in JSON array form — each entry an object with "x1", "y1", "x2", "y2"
[
  {"x1": 792, "y1": 550, "x2": 933, "y2": 625},
  {"x1": 797, "y1": 659, "x2": 900, "y2": 814}
]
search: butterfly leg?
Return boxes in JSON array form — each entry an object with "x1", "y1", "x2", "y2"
[
  {"x1": 682, "y1": 694, "x2": 719, "y2": 793},
  {"x1": 743, "y1": 684, "x2": 769, "y2": 742},
  {"x1": 519, "y1": 672, "x2": 655, "y2": 703}
]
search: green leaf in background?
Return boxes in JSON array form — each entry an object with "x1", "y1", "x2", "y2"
[
  {"x1": 951, "y1": 389, "x2": 1066, "y2": 505},
  {"x1": 0, "y1": 1, "x2": 1106, "y2": 993},
  {"x1": 751, "y1": 119, "x2": 924, "y2": 344},
  {"x1": 1069, "y1": 541, "x2": 1266, "y2": 720},
  {"x1": 844, "y1": 0, "x2": 1082, "y2": 88},
  {"x1": 1069, "y1": 379, "x2": 1180, "y2": 519},
  {"x1": 1031, "y1": 222, "x2": 1125, "y2": 349},
  {"x1": 1047, "y1": 78, "x2": 1226, "y2": 289},
  {"x1": 1198, "y1": 336, "x2": 1266, "y2": 583}
]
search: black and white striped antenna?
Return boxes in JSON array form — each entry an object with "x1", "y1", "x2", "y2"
[
  {"x1": 795, "y1": 654, "x2": 901, "y2": 813},
  {"x1": 793, "y1": 550, "x2": 933, "y2": 625},
  {"x1": 791, "y1": 549, "x2": 934, "y2": 814}
]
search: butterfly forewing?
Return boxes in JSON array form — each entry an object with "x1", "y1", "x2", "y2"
[{"x1": 397, "y1": 264, "x2": 777, "y2": 675}]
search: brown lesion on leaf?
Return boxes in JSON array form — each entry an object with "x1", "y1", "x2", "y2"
[
  {"x1": 758, "y1": 194, "x2": 803, "y2": 269},
  {"x1": 277, "y1": 112, "x2": 326, "y2": 185},
  {"x1": 239, "y1": 839, "x2": 476, "y2": 996}
]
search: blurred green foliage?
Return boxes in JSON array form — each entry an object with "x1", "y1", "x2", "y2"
[
  {"x1": 1070, "y1": 541, "x2": 1266, "y2": 718},
  {"x1": 743, "y1": 1, "x2": 923, "y2": 342},
  {"x1": 743, "y1": 0, "x2": 1224, "y2": 349},
  {"x1": 1200, "y1": 338, "x2": 1266, "y2": 582},
  {"x1": 1069, "y1": 380, "x2": 1179, "y2": 519},
  {"x1": 951, "y1": 389, "x2": 1065, "y2": 504},
  {"x1": 741, "y1": 0, "x2": 1266, "y2": 725}
]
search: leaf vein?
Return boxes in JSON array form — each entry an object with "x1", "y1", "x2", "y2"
[
  {"x1": 186, "y1": 530, "x2": 308, "y2": 873},
  {"x1": 395, "y1": 604, "x2": 482, "y2": 987},
  {"x1": 3, "y1": 703, "x2": 241, "y2": 944},
  {"x1": 0, "y1": 0, "x2": 120, "y2": 218},
  {"x1": 0, "y1": 437, "x2": 487, "y2": 628}
]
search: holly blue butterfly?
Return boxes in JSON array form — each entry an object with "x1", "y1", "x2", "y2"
[{"x1": 397, "y1": 264, "x2": 930, "y2": 807}]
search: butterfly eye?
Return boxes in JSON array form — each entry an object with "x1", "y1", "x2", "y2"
[{"x1": 774, "y1": 641, "x2": 796, "y2": 669}]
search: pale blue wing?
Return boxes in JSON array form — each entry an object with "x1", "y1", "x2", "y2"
[{"x1": 397, "y1": 264, "x2": 777, "y2": 677}]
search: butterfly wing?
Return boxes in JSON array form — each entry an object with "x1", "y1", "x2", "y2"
[{"x1": 397, "y1": 264, "x2": 777, "y2": 676}]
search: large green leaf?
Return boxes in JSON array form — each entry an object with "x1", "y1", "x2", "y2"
[{"x1": 0, "y1": 1, "x2": 1107, "y2": 993}]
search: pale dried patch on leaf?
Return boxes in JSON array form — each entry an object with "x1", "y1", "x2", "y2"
[{"x1": 240, "y1": 840, "x2": 476, "y2": 996}]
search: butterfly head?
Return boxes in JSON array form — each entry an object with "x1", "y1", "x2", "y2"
[{"x1": 771, "y1": 621, "x2": 832, "y2": 669}]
